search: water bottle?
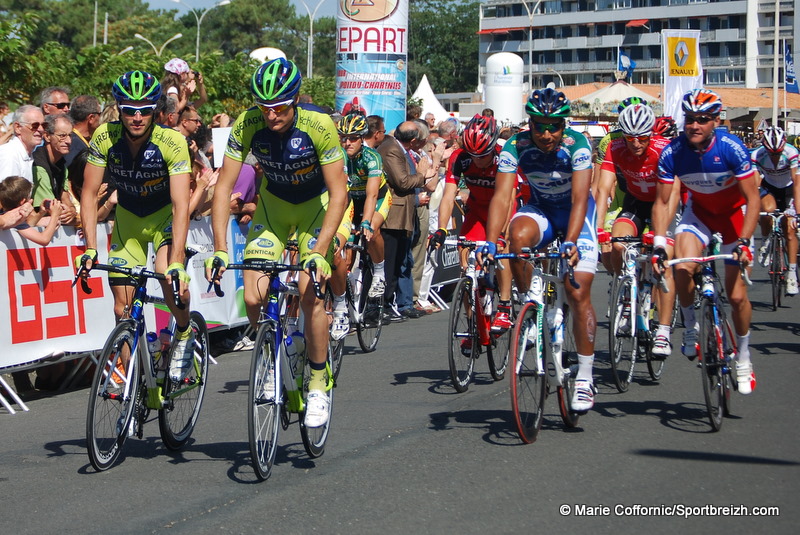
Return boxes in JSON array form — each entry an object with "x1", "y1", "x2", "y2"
[
  {"x1": 285, "y1": 330, "x2": 305, "y2": 375},
  {"x1": 638, "y1": 283, "x2": 651, "y2": 331},
  {"x1": 480, "y1": 288, "x2": 494, "y2": 316},
  {"x1": 157, "y1": 328, "x2": 172, "y2": 372},
  {"x1": 701, "y1": 274, "x2": 715, "y2": 296},
  {"x1": 147, "y1": 332, "x2": 161, "y2": 369}
]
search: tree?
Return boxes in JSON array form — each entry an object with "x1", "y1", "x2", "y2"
[{"x1": 408, "y1": 0, "x2": 479, "y2": 95}]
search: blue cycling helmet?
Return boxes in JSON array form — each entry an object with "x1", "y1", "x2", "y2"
[
  {"x1": 251, "y1": 58, "x2": 302, "y2": 103},
  {"x1": 112, "y1": 71, "x2": 161, "y2": 103},
  {"x1": 681, "y1": 89, "x2": 723, "y2": 115},
  {"x1": 526, "y1": 88, "x2": 571, "y2": 118}
]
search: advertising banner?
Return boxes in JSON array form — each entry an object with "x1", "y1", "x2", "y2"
[
  {"x1": 661, "y1": 30, "x2": 703, "y2": 130},
  {"x1": 336, "y1": 0, "x2": 408, "y2": 132}
]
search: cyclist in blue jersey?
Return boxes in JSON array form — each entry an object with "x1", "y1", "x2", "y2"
[
  {"x1": 206, "y1": 59, "x2": 348, "y2": 428},
  {"x1": 484, "y1": 88, "x2": 599, "y2": 412},
  {"x1": 77, "y1": 70, "x2": 196, "y2": 383}
]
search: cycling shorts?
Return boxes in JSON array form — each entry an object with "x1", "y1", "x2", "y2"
[
  {"x1": 352, "y1": 188, "x2": 393, "y2": 224},
  {"x1": 676, "y1": 202, "x2": 746, "y2": 265},
  {"x1": 108, "y1": 204, "x2": 173, "y2": 285},
  {"x1": 759, "y1": 182, "x2": 794, "y2": 212}
]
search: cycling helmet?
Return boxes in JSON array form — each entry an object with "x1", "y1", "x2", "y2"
[
  {"x1": 617, "y1": 104, "x2": 655, "y2": 137},
  {"x1": 681, "y1": 88, "x2": 723, "y2": 115},
  {"x1": 251, "y1": 58, "x2": 302, "y2": 103},
  {"x1": 762, "y1": 126, "x2": 786, "y2": 152},
  {"x1": 653, "y1": 116, "x2": 677, "y2": 138},
  {"x1": 112, "y1": 71, "x2": 161, "y2": 103},
  {"x1": 462, "y1": 114, "x2": 500, "y2": 157},
  {"x1": 617, "y1": 96, "x2": 648, "y2": 113},
  {"x1": 337, "y1": 113, "x2": 369, "y2": 136},
  {"x1": 526, "y1": 88, "x2": 571, "y2": 118}
]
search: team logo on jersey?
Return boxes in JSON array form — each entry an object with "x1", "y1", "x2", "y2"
[
  {"x1": 255, "y1": 238, "x2": 274, "y2": 248},
  {"x1": 291, "y1": 138, "x2": 302, "y2": 149},
  {"x1": 254, "y1": 224, "x2": 264, "y2": 233},
  {"x1": 563, "y1": 137, "x2": 575, "y2": 146},
  {"x1": 308, "y1": 237, "x2": 318, "y2": 249},
  {"x1": 144, "y1": 149, "x2": 156, "y2": 160},
  {"x1": 110, "y1": 257, "x2": 127, "y2": 266}
]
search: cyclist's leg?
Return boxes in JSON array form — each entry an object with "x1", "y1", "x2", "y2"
[
  {"x1": 723, "y1": 256, "x2": 756, "y2": 394},
  {"x1": 778, "y1": 188, "x2": 798, "y2": 291},
  {"x1": 609, "y1": 216, "x2": 637, "y2": 275},
  {"x1": 507, "y1": 206, "x2": 549, "y2": 295},
  {"x1": 673, "y1": 211, "x2": 709, "y2": 355},
  {"x1": 757, "y1": 189, "x2": 775, "y2": 259},
  {"x1": 567, "y1": 208, "x2": 599, "y2": 381}
]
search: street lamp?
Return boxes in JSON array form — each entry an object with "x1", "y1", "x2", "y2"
[
  {"x1": 134, "y1": 32, "x2": 183, "y2": 57},
  {"x1": 547, "y1": 68, "x2": 564, "y2": 87},
  {"x1": 300, "y1": 0, "x2": 327, "y2": 78},
  {"x1": 521, "y1": 0, "x2": 543, "y2": 91},
  {"x1": 173, "y1": 0, "x2": 231, "y2": 64},
  {"x1": 117, "y1": 46, "x2": 134, "y2": 55}
]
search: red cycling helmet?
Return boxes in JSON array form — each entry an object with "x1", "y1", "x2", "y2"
[{"x1": 462, "y1": 114, "x2": 500, "y2": 157}]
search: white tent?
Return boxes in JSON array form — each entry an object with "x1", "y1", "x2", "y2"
[
  {"x1": 574, "y1": 80, "x2": 661, "y2": 116},
  {"x1": 411, "y1": 75, "x2": 451, "y2": 124}
]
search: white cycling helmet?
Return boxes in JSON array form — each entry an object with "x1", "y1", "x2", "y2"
[
  {"x1": 762, "y1": 126, "x2": 786, "y2": 152},
  {"x1": 617, "y1": 103, "x2": 655, "y2": 137}
]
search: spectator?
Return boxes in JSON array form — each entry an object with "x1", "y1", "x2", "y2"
[
  {"x1": 364, "y1": 115, "x2": 386, "y2": 149},
  {"x1": 424, "y1": 112, "x2": 436, "y2": 130},
  {"x1": 176, "y1": 106, "x2": 212, "y2": 169},
  {"x1": 438, "y1": 117, "x2": 461, "y2": 149},
  {"x1": 162, "y1": 58, "x2": 207, "y2": 113},
  {"x1": 377, "y1": 120, "x2": 434, "y2": 321},
  {"x1": 299, "y1": 94, "x2": 313, "y2": 104},
  {"x1": 481, "y1": 107, "x2": 494, "y2": 117},
  {"x1": 39, "y1": 86, "x2": 71, "y2": 116},
  {"x1": 99, "y1": 102, "x2": 119, "y2": 124},
  {"x1": 155, "y1": 94, "x2": 180, "y2": 128},
  {"x1": 0, "y1": 176, "x2": 63, "y2": 245},
  {"x1": 32, "y1": 113, "x2": 78, "y2": 225},
  {"x1": 0, "y1": 101, "x2": 12, "y2": 144},
  {"x1": 66, "y1": 148, "x2": 116, "y2": 223},
  {"x1": 65, "y1": 95, "x2": 102, "y2": 166},
  {"x1": 0, "y1": 105, "x2": 45, "y2": 183}
]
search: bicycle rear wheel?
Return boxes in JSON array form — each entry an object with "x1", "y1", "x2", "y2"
[
  {"x1": 770, "y1": 235, "x2": 785, "y2": 310},
  {"x1": 355, "y1": 261, "x2": 383, "y2": 353},
  {"x1": 557, "y1": 304, "x2": 581, "y2": 427},
  {"x1": 509, "y1": 302, "x2": 547, "y2": 443},
  {"x1": 324, "y1": 287, "x2": 345, "y2": 380},
  {"x1": 608, "y1": 277, "x2": 635, "y2": 392},
  {"x1": 300, "y1": 352, "x2": 334, "y2": 458},
  {"x1": 86, "y1": 321, "x2": 139, "y2": 471},
  {"x1": 447, "y1": 277, "x2": 476, "y2": 392},
  {"x1": 487, "y1": 288, "x2": 512, "y2": 381},
  {"x1": 698, "y1": 300, "x2": 724, "y2": 431},
  {"x1": 248, "y1": 324, "x2": 280, "y2": 480},
  {"x1": 645, "y1": 293, "x2": 666, "y2": 382},
  {"x1": 159, "y1": 311, "x2": 210, "y2": 450}
]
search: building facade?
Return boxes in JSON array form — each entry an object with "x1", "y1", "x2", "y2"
[{"x1": 478, "y1": 0, "x2": 797, "y2": 90}]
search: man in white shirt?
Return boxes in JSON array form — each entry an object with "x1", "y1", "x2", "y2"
[{"x1": 0, "y1": 105, "x2": 45, "y2": 182}]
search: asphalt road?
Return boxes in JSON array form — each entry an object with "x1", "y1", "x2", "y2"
[{"x1": 1, "y1": 265, "x2": 798, "y2": 534}]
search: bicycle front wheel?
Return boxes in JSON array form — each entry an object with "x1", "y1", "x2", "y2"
[
  {"x1": 645, "y1": 292, "x2": 666, "y2": 382},
  {"x1": 300, "y1": 352, "x2": 334, "y2": 458},
  {"x1": 557, "y1": 304, "x2": 581, "y2": 427},
  {"x1": 159, "y1": 311, "x2": 210, "y2": 450},
  {"x1": 86, "y1": 321, "x2": 139, "y2": 471},
  {"x1": 324, "y1": 287, "x2": 345, "y2": 380},
  {"x1": 608, "y1": 277, "x2": 635, "y2": 392},
  {"x1": 248, "y1": 324, "x2": 281, "y2": 480},
  {"x1": 355, "y1": 262, "x2": 383, "y2": 353},
  {"x1": 447, "y1": 277, "x2": 476, "y2": 392},
  {"x1": 698, "y1": 300, "x2": 724, "y2": 431},
  {"x1": 509, "y1": 302, "x2": 546, "y2": 444},
  {"x1": 487, "y1": 288, "x2": 511, "y2": 381}
]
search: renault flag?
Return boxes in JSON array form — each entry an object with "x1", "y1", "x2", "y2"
[
  {"x1": 662, "y1": 30, "x2": 703, "y2": 130},
  {"x1": 336, "y1": 0, "x2": 408, "y2": 132}
]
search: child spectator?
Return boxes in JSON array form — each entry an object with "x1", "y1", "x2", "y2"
[{"x1": 0, "y1": 175, "x2": 63, "y2": 245}]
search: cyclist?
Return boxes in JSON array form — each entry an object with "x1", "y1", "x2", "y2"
[
  {"x1": 329, "y1": 113, "x2": 392, "y2": 339},
  {"x1": 751, "y1": 126, "x2": 800, "y2": 295},
  {"x1": 431, "y1": 114, "x2": 514, "y2": 335},
  {"x1": 76, "y1": 70, "x2": 195, "y2": 383},
  {"x1": 484, "y1": 88, "x2": 599, "y2": 411},
  {"x1": 206, "y1": 59, "x2": 348, "y2": 427},
  {"x1": 652, "y1": 89, "x2": 759, "y2": 395},
  {"x1": 653, "y1": 115, "x2": 678, "y2": 140},
  {"x1": 595, "y1": 103, "x2": 680, "y2": 357}
]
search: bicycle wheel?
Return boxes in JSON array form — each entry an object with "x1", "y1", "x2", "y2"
[
  {"x1": 324, "y1": 287, "x2": 345, "y2": 380},
  {"x1": 645, "y1": 292, "x2": 666, "y2": 382},
  {"x1": 509, "y1": 302, "x2": 547, "y2": 443},
  {"x1": 447, "y1": 277, "x2": 476, "y2": 392},
  {"x1": 300, "y1": 351, "x2": 334, "y2": 458},
  {"x1": 355, "y1": 260, "x2": 383, "y2": 353},
  {"x1": 488, "y1": 293, "x2": 512, "y2": 381},
  {"x1": 557, "y1": 304, "x2": 581, "y2": 427},
  {"x1": 698, "y1": 299, "x2": 724, "y2": 431},
  {"x1": 159, "y1": 311, "x2": 210, "y2": 450},
  {"x1": 608, "y1": 277, "x2": 635, "y2": 392},
  {"x1": 86, "y1": 321, "x2": 139, "y2": 471},
  {"x1": 248, "y1": 323, "x2": 281, "y2": 480}
]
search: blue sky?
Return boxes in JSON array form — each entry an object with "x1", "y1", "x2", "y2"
[{"x1": 159, "y1": 0, "x2": 339, "y2": 20}]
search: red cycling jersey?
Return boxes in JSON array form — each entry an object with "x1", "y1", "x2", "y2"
[
  {"x1": 445, "y1": 147, "x2": 500, "y2": 210},
  {"x1": 601, "y1": 135, "x2": 670, "y2": 203}
]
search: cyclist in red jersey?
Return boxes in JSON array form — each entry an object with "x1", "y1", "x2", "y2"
[{"x1": 595, "y1": 104, "x2": 681, "y2": 357}]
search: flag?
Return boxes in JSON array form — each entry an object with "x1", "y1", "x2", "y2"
[
  {"x1": 617, "y1": 50, "x2": 636, "y2": 80},
  {"x1": 662, "y1": 30, "x2": 703, "y2": 130},
  {"x1": 786, "y1": 43, "x2": 799, "y2": 94}
]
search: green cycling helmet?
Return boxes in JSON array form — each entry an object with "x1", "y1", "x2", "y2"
[
  {"x1": 112, "y1": 71, "x2": 161, "y2": 103},
  {"x1": 526, "y1": 88, "x2": 570, "y2": 118},
  {"x1": 251, "y1": 58, "x2": 302, "y2": 103}
]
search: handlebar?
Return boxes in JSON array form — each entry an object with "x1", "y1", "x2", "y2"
[
  {"x1": 495, "y1": 250, "x2": 581, "y2": 289},
  {"x1": 665, "y1": 254, "x2": 752, "y2": 286}
]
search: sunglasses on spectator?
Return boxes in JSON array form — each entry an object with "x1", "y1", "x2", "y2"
[
  {"x1": 256, "y1": 99, "x2": 293, "y2": 114},
  {"x1": 684, "y1": 115, "x2": 715, "y2": 125},
  {"x1": 20, "y1": 121, "x2": 44, "y2": 131},
  {"x1": 46, "y1": 102, "x2": 70, "y2": 110},
  {"x1": 119, "y1": 104, "x2": 157, "y2": 117},
  {"x1": 184, "y1": 118, "x2": 202, "y2": 124},
  {"x1": 50, "y1": 132, "x2": 71, "y2": 140},
  {"x1": 531, "y1": 120, "x2": 565, "y2": 133},
  {"x1": 340, "y1": 135, "x2": 361, "y2": 143},
  {"x1": 624, "y1": 134, "x2": 651, "y2": 142}
]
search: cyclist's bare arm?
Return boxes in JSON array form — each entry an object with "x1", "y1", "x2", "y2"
[
  {"x1": 313, "y1": 161, "x2": 349, "y2": 262},
  {"x1": 436, "y1": 182, "x2": 459, "y2": 232},
  {"x1": 80, "y1": 163, "x2": 105, "y2": 251},
  {"x1": 594, "y1": 168, "x2": 617, "y2": 230},
  {"x1": 739, "y1": 173, "x2": 761, "y2": 244},
  {"x1": 485, "y1": 171, "x2": 517, "y2": 248},
  {"x1": 208, "y1": 154, "x2": 244, "y2": 273},
  {"x1": 167, "y1": 172, "x2": 192, "y2": 268}
]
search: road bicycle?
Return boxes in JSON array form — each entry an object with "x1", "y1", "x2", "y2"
[
  {"x1": 79, "y1": 253, "x2": 209, "y2": 471},
  {"x1": 664, "y1": 252, "x2": 750, "y2": 431},
  {"x1": 343, "y1": 233, "x2": 384, "y2": 354},
  {"x1": 215, "y1": 258, "x2": 334, "y2": 480},
  {"x1": 496, "y1": 248, "x2": 582, "y2": 443},
  {"x1": 607, "y1": 235, "x2": 671, "y2": 392},
  {"x1": 759, "y1": 210, "x2": 789, "y2": 310},
  {"x1": 446, "y1": 239, "x2": 511, "y2": 392}
]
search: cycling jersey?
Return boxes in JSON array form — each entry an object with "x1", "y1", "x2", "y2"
[
  {"x1": 445, "y1": 147, "x2": 501, "y2": 210},
  {"x1": 225, "y1": 104, "x2": 343, "y2": 204},
  {"x1": 601, "y1": 135, "x2": 670, "y2": 203},
  {"x1": 658, "y1": 129, "x2": 754, "y2": 217},
  {"x1": 345, "y1": 146, "x2": 387, "y2": 199},
  {"x1": 751, "y1": 144, "x2": 799, "y2": 189},
  {"x1": 594, "y1": 130, "x2": 623, "y2": 165},
  {"x1": 87, "y1": 122, "x2": 191, "y2": 217}
]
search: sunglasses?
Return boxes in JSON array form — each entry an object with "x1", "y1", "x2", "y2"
[
  {"x1": 531, "y1": 120, "x2": 565, "y2": 133},
  {"x1": 119, "y1": 104, "x2": 156, "y2": 117},
  {"x1": 256, "y1": 99, "x2": 293, "y2": 115},
  {"x1": 624, "y1": 134, "x2": 651, "y2": 143},
  {"x1": 47, "y1": 102, "x2": 70, "y2": 110},
  {"x1": 684, "y1": 115, "x2": 715, "y2": 125},
  {"x1": 184, "y1": 118, "x2": 202, "y2": 124},
  {"x1": 50, "y1": 132, "x2": 71, "y2": 140},
  {"x1": 340, "y1": 135, "x2": 361, "y2": 143},
  {"x1": 21, "y1": 121, "x2": 44, "y2": 131}
]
